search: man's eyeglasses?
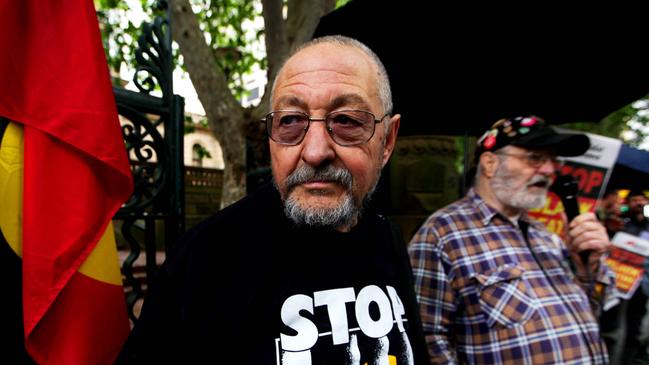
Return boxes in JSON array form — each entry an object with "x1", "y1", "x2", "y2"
[
  {"x1": 262, "y1": 110, "x2": 389, "y2": 146},
  {"x1": 495, "y1": 151, "x2": 564, "y2": 169}
]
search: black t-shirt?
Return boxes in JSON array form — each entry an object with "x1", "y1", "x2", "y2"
[{"x1": 117, "y1": 183, "x2": 428, "y2": 364}]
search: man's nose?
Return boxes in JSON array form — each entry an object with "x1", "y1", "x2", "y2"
[
  {"x1": 537, "y1": 158, "x2": 557, "y2": 175},
  {"x1": 300, "y1": 122, "x2": 336, "y2": 166}
]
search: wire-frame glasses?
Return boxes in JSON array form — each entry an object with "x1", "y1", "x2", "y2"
[{"x1": 262, "y1": 110, "x2": 388, "y2": 146}]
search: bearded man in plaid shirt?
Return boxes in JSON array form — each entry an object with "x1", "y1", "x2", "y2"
[{"x1": 409, "y1": 116, "x2": 615, "y2": 364}]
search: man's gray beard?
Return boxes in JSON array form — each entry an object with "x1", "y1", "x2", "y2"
[
  {"x1": 279, "y1": 164, "x2": 379, "y2": 229},
  {"x1": 285, "y1": 192, "x2": 357, "y2": 228},
  {"x1": 491, "y1": 162, "x2": 550, "y2": 210}
]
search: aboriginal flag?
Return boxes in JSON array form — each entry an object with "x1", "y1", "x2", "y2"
[{"x1": 0, "y1": 0, "x2": 133, "y2": 363}]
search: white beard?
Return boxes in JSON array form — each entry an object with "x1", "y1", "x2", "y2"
[{"x1": 491, "y1": 162, "x2": 550, "y2": 210}]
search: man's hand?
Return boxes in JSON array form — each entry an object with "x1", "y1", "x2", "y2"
[{"x1": 567, "y1": 212, "x2": 611, "y2": 276}]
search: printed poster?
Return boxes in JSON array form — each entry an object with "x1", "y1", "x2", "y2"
[{"x1": 607, "y1": 231, "x2": 649, "y2": 299}]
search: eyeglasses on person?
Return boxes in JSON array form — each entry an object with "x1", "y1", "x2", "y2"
[
  {"x1": 495, "y1": 151, "x2": 564, "y2": 168},
  {"x1": 262, "y1": 110, "x2": 389, "y2": 146}
]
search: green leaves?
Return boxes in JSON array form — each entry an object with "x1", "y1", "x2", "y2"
[
  {"x1": 562, "y1": 94, "x2": 649, "y2": 150},
  {"x1": 193, "y1": 0, "x2": 263, "y2": 99},
  {"x1": 97, "y1": 0, "x2": 153, "y2": 83},
  {"x1": 98, "y1": 0, "x2": 264, "y2": 99}
]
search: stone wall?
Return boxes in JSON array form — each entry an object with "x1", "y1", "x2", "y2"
[
  {"x1": 388, "y1": 135, "x2": 461, "y2": 243},
  {"x1": 185, "y1": 166, "x2": 223, "y2": 229}
]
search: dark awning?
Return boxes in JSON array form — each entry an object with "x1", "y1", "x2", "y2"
[{"x1": 314, "y1": 1, "x2": 649, "y2": 136}]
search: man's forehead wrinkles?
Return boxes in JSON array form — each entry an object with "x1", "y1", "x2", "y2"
[
  {"x1": 274, "y1": 94, "x2": 372, "y2": 113},
  {"x1": 284, "y1": 68, "x2": 355, "y2": 79}
]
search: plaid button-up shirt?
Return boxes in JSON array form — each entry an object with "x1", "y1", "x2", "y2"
[{"x1": 409, "y1": 189, "x2": 613, "y2": 364}]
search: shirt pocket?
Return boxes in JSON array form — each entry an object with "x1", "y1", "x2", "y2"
[{"x1": 471, "y1": 264, "x2": 538, "y2": 328}]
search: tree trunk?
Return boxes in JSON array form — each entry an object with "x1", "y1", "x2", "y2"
[{"x1": 170, "y1": 0, "x2": 246, "y2": 207}]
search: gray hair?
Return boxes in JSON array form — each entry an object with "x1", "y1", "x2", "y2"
[{"x1": 270, "y1": 35, "x2": 393, "y2": 116}]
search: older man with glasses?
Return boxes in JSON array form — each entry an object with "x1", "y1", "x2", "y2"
[
  {"x1": 117, "y1": 35, "x2": 429, "y2": 365},
  {"x1": 409, "y1": 116, "x2": 615, "y2": 364}
]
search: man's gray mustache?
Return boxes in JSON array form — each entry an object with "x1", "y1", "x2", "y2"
[
  {"x1": 285, "y1": 165, "x2": 353, "y2": 192},
  {"x1": 528, "y1": 175, "x2": 552, "y2": 189}
]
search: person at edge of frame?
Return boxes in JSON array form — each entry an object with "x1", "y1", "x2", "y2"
[
  {"x1": 116, "y1": 35, "x2": 430, "y2": 365},
  {"x1": 409, "y1": 115, "x2": 615, "y2": 364}
]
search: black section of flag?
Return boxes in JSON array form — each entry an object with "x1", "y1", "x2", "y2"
[
  {"x1": 0, "y1": 116, "x2": 8, "y2": 139},
  {"x1": 0, "y1": 118, "x2": 35, "y2": 363},
  {"x1": 0, "y1": 228, "x2": 35, "y2": 364}
]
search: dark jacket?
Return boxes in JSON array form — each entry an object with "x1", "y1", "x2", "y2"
[{"x1": 117, "y1": 183, "x2": 428, "y2": 364}]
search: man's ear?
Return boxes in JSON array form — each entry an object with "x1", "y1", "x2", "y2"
[
  {"x1": 381, "y1": 114, "x2": 400, "y2": 167},
  {"x1": 479, "y1": 151, "x2": 499, "y2": 178}
]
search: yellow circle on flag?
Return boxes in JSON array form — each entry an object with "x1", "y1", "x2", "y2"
[
  {"x1": 0, "y1": 122, "x2": 123, "y2": 285},
  {"x1": 0, "y1": 122, "x2": 23, "y2": 256}
]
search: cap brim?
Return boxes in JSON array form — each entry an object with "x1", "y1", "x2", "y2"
[{"x1": 511, "y1": 129, "x2": 590, "y2": 157}]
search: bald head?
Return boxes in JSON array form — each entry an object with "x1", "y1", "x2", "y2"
[{"x1": 271, "y1": 36, "x2": 393, "y2": 116}]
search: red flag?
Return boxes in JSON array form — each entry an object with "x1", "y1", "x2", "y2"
[{"x1": 0, "y1": 0, "x2": 133, "y2": 363}]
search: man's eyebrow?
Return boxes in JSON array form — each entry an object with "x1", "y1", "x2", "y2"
[
  {"x1": 274, "y1": 95, "x2": 308, "y2": 110},
  {"x1": 330, "y1": 94, "x2": 371, "y2": 110}
]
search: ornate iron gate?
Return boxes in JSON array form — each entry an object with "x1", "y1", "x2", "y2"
[{"x1": 113, "y1": 6, "x2": 185, "y2": 322}]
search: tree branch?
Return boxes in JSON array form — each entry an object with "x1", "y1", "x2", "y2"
[
  {"x1": 170, "y1": 0, "x2": 243, "y2": 136},
  {"x1": 286, "y1": 0, "x2": 335, "y2": 49},
  {"x1": 170, "y1": 0, "x2": 247, "y2": 206},
  {"x1": 254, "y1": 0, "x2": 334, "y2": 121},
  {"x1": 261, "y1": 0, "x2": 288, "y2": 95}
]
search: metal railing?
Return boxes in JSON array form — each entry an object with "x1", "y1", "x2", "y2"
[{"x1": 113, "y1": 2, "x2": 185, "y2": 323}]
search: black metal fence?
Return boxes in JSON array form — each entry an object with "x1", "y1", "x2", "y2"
[{"x1": 113, "y1": 7, "x2": 185, "y2": 323}]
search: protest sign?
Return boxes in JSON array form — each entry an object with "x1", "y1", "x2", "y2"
[
  {"x1": 607, "y1": 231, "x2": 649, "y2": 299},
  {"x1": 529, "y1": 131, "x2": 622, "y2": 236}
]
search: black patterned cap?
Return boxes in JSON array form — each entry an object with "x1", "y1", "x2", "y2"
[{"x1": 475, "y1": 115, "x2": 590, "y2": 159}]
